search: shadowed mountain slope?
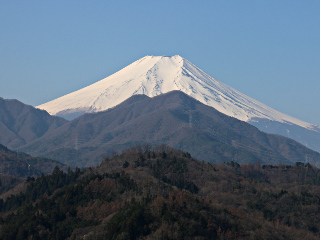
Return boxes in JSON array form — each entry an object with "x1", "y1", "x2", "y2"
[
  {"x1": 20, "y1": 91, "x2": 320, "y2": 167},
  {"x1": 0, "y1": 97, "x2": 68, "y2": 149}
]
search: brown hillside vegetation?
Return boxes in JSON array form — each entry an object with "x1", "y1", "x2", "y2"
[
  {"x1": 0, "y1": 175, "x2": 25, "y2": 197},
  {"x1": 0, "y1": 144, "x2": 68, "y2": 179},
  {"x1": 1, "y1": 145, "x2": 320, "y2": 239}
]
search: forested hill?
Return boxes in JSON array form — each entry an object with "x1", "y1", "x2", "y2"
[
  {"x1": 0, "y1": 144, "x2": 68, "y2": 178},
  {"x1": 1, "y1": 145, "x2": 320, "y2": 239},
  {"x1": 0, "y1": 144, "x2": 68, "y2": 197}
]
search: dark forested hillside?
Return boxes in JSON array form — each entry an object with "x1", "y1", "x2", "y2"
[
  {"x1": 0, "y1": 175, "x2": 25, "y2": 197},
  {"x1": 1, "y1": 145, "x2": 320, "y2": 239},
  {"x1": 0, "y1": 144, "x2": 68, "y2": 178},
  {"x1": 0, "y1": 144, "x2": 68, "y2": 196}
]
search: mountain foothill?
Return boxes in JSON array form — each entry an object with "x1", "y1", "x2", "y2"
[{"x1": 1, "y1": 146, "x2": 320, "y2": 239}]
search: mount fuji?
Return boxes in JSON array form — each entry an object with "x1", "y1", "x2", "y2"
[{"x1": 37, "y1": 55, "x2": 320, "y2": 153}]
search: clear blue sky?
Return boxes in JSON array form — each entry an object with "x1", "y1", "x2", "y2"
[{"x1": 1, "y1": 1, "x2": 319, "y2": 125}]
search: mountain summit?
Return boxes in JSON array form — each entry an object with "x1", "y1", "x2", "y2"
[{"x1": 37, "y1": 55, "x2": 320, "y2": 152}]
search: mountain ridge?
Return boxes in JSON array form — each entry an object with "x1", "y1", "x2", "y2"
[
  {"x1": 22, "y1": 91, "x2": 320, "y2": 167},
  {"x1": 0, "y1": 97, "x2": 68, "y2": 149},
  {"x1": 35, "y1": 55, "x2": 320, "y2": 153}
]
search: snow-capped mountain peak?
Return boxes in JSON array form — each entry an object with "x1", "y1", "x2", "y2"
[{"x1": 37, "y1": 55, "x2": 319, "y2": 134}]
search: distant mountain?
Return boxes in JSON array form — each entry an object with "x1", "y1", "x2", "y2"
[
  {"x1": 36, "y1": 55, "x2": 320, "y2": 153},
  {"x1": 0, "y1": 144, "x2": 67, "y2": 178},
  {"x1": 23, "y1": 91, "x2": 320, "y2": 167},
  {"x1": 0, "y1": 97, "x2": 68, "y2": 149}
]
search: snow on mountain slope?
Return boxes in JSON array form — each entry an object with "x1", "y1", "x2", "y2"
[{"x1": 37, "y1": 55, "x2": 320, "y2": 134}]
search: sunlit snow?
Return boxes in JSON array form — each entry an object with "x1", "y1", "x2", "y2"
[{"x1": 37, "y1": 55, "x2": 319, "y2": 132}]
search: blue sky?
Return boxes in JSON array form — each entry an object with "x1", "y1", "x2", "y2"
[{"x1": 1, "y1": 1, "x2": 319, "y2": 125}]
